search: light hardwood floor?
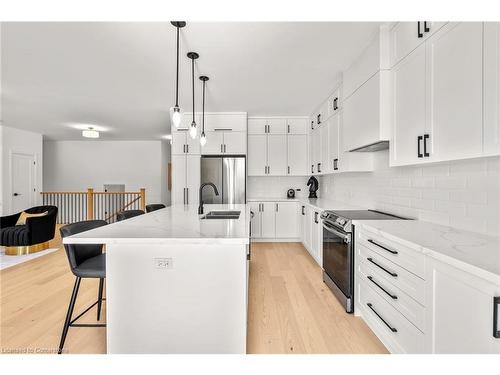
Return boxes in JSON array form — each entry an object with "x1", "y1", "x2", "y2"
[{"x1": 1, "y1": 236, "x2": 386, "y2": 354}]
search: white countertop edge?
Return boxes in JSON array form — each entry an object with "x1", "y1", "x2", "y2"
[
  {"x1": 354, "y1": 221, "x2": 500, "y2": 285},
  {"x1": 247, "y1": 197, "x2": 364, "y2": 211},
  {"x1": 63, "y1": 237, "x2": 250, "y2": 246}
]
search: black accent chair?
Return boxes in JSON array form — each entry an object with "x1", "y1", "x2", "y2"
[
  {"x1": 116, "y1": 209, "x2": 145, "y2": 221},
  {"x1": 0, "y1": 205, "x2": 58, "y2": 252},
  {"x1": 58, "y1": 220, "x2": 107, "y2": 354},
  {"x1": 146, "y1": 204, "x2": 166, "y2": 213}
]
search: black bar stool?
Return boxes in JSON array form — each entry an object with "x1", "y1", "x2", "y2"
[
  {"x1": 58, "y1": 220, "x2": 107, "y2": 354},
  {"x1": 116, "y1": 209, "x2": 144, "y2": 221},
  {"x1": 145, "y1": 204, "x2": 166, "y2": 213}
]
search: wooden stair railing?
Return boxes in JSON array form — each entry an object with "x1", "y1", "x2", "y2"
[{"x1": 41, "y1": 188, "x2": 146, "y2": 224}]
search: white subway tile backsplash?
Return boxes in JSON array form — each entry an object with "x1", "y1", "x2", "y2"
[
  {"x1": 435, "y1": 176, "x2": 467, "y2": 189},
  {"x1": 449, "y1": 189, "x2": 487, "y2": 204}
]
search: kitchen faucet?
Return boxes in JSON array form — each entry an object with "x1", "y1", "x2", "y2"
[{"x1": 198, "y1": 182, "x2": 219, "y2": 215}]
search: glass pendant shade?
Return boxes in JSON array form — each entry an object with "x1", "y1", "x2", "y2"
[
  {"x1": 200, "y1": 131, "x2": 207, "y2": 146},
  {"x1": 189, "y1": 121, "x2": 197, "y2": 139},
  {"x1": 170, "y1": 106, "x2": 183, "y2": 128}
]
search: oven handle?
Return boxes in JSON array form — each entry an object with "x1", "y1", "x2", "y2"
[{"x1": 322, "y1": 221, "x2": 351, "y2": 242}]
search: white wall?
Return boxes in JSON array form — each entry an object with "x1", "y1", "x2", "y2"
[
  {"x1": 0, "y1": 125, "x2": 44, "y2": 215},
  {"x1": 43, "y1": 140, "x2": 166, "y2": 205},
  {"x1": 319, "y1": 151, "x2": 500, "y2": 237},
  {"x1": 248, "y1": 176, "x2": 310, "y2": 199}
]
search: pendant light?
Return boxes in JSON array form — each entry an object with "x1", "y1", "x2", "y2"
[
  {"x1": 199, "y1": 75, "x2": 209, "y2": 146},
  {"x1": 169, "y1": 21, "x2": 186, "y2": 129},
  {"x1": 187, "y1": 52, "x2": 199, "y2": 139}
]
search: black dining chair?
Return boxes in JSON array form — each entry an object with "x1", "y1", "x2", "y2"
[
  {"x1": 58, "y1": 220, "x2": 107, "y2": 354},
  {"x1": 145, "y1": 204, "x2": 166, "y2": 213},
  {"x1": 116, "y1": 209, "x2": 145, "y2": 222}
]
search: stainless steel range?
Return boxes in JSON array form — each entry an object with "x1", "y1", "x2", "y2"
[{"x1": 320, "y1": 210, "x2": 407, "y2": 313}]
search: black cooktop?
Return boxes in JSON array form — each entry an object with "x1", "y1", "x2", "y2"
[{"x1": 329, "y1": 209, "x2": 406, "y2": 221}]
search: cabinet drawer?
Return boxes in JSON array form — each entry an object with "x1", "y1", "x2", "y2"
[
  {"x1": 356, "y1": 228, "x2": 425, "y2": 279},
  {"x1": 359, "y1": 258, "x2": 426, "y2": 331},
  {"x1": 358, "y1": 277, "x2": 425, "y2": 353},
  {"x1": 358, "y1": 243, "x2": 426, "y2": 305}
]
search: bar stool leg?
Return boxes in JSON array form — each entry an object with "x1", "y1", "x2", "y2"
[
  {"x1": 58, "y1": 277, "x2": 81, "y2": 354},
  {"x1": 97, "y1": 278, "x2": 104, "y2": 321}
]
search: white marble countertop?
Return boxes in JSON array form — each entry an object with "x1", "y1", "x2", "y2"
[
  {"x1": 63, "y1": 204, "x2": 250, "y2": 245},
  {"x1": 354, "y1": 219, "x2": 500, "y2": 284},
  {"x1": 247, "y1": 197, "x2": 363, "y2": 211}
]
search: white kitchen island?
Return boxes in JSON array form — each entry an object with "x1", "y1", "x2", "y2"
[{"x1": 63, "y1": 204, "x2": 251, "y2": 354}]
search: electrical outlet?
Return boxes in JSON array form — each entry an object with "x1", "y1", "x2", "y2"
[{"x1": 154, "y1": 258, "x2": 173, "y2": 269}]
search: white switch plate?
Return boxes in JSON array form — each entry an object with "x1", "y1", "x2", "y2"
[{"x1": 154, "y1": 258, "x2": 173, "y2": 269}]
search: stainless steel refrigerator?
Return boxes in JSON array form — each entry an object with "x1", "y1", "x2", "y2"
[{"x1": 200, "y1": 156, "x2": 246, "y2": 204}]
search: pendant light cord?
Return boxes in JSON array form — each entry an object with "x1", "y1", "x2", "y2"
[
  {"x1": 202, "y1": 80, "x2": 205, "y2": 132},
  {"x1": 192, "y1": 58, "x2": 195, "y2": 122},
  {"x1": 175, "y1": 26, "x2": 179, "y2": 107}
]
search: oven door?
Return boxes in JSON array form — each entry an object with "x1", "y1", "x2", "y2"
[{"x1": 322, "y1": 221, "x2": 353, "y2": 301}]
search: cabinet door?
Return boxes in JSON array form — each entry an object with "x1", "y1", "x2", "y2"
[
  {"x1": 247, "y1": 135, "x2": 267, "y2": 176},
  {"x1": 223, "y1": 132, "x2": 247, "y2": 154},
  {"x1": 205, "y1": 113, "x2": 246, "y2": 132},
  {"x1": 186, "y1": 155, "x2": 200, "y2": 205},
  {"x1": 287, "y1": 118, "x2": 308, "y2": 134},
  {"x1": 327, "y1": 88, "x2": 341, "y2": 118},
  {"x1": 299, "y1": 204, "x2": 306, "y2": 244},
  {"x1": 267, "y1": 135, "x2": 287, "y2": 176},
  {"x1": 172, "y1": 131, "x2": 187, "y2": 155},
  {"x1": 186, "y1": 130, "x2": 200, "y2": 155},
  {"x1": 249, "y1": 202, "x2": 262, "y2": 238},
  {"x1": 484, "y1": 22, "x2": 500, "y2": 156},
  {"x1": 171, "y1": 155, "x2": 186, "y2": 205},
  {"x1": 310, "y1": 210, "x2": 320, "y2": 262},
  {"x1": 426, "y1": 22, "x2": 483, "y2": 162},
  {"x1": 313, "y1": 214, "x2": 323, "y2": 266},
  {"x1": 260, "y1": 202, "x2": 276, "y2": 238},
  {"x1": 287, "y1": 134, "x2": 308, "y2": 175},
  {"x1": 248, "y1": 118, "x2": 267, "y2": 135},
  {"x1": 311, "y1": 127, "x2": 321, "y2": 174},
  {"x1": 391, "y1": 43, "x2": 426, "y2": 166},
  {"x1": 267, "y1": 118, "x2": 287, "y2": 134},
  {"x1": 275, "y1": 202, "x2": 299, "y2": 238},
  {"x1": 328, "y1": 113, "x2": 340, "y2": 172},
  {"x1": 426, "y1": 259, "x2": 500, "y2": 353},
  {"x1": 201, "y1": 131, "x2": 224, "y2": 155},
  {"x1": 319, "y1": 121, "x2": 329, "y2": 174},
  {"x1": 304, "y1": 206, "x2": 313, "y2": 252}
]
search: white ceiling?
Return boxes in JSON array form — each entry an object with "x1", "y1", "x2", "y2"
[{"x1": 0, "y1": 22, "x2": 381, "y2": 140}]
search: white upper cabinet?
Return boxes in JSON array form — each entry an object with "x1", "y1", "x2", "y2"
[
  {"x1": 267, "y1": 118, "x2": 287, "y2": 134},
  {"x1": 286, "y1": 118, "x2": 308, "y2": 134},
  {"x1": 328, "y1": 113, "x2": 340, "y2": 172},
  {"x1": 247, "y1": 118, "x2": 268, "y2": 134},
  {"x1": 390, "y1": 22, "x2": 447, "y2": 67},
  {"x1": 172, "y1": 130, "x2": 200, "y2": 155},
  {"x1": 484, "y1": 22, "x2": 500, "y2": 156},
  {"x1": 173, "y1": 113, "x2": 201, "y2": 132},
  {"x1": 248, "y1": 117, "x2": 286, "y2": 134},
  {"x1": 427, "y1": 22, "x2": 483, "y2": 162},
  {"x1": 391, "y1": 43, "x2": 427, "y2": 166},
  {"x1": 223, "y1": 131, "x2": 247, "y2": 154},
  {"x1": 201, "y1": 131, "x2": 224, "y2": 155},
  {"x1": 247, "y1": 135, "x2": 267, "y2": 176},
  {"x1": 319, "y1": 121, "x2": 329, "y2": 174},
  {"x1": 287, "y1": 134, "x2": 308, "y2": 175},
  {"x1": 267, "y1": 135, "x2": 287, "y2": 175},
  {"x1": 204, "y1": 113, "x2": 247, "y2": 132}
]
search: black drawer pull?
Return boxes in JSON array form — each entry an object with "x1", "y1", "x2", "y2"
[
  {"x1": 494, "y1": 296, "x2": 500, "y2": 338},
  {"x1": 417, "y1": 135, "x2": 423, "y2": 158},
  {"x1": 423, "y1": 134, "x2": 430, "y2": 157},
  {"x1": 417, "y1": 21, "x2": 423, "y2": 38},
  {"x1": 367, "y1": 276, "x2": 398, "y2": 300},
  {"x1": 367, "y1": 239, "x2": 398, "y2": 255},
  {"x1": 367, "y1": 257, "x2": 398, "y2": 278},
  {"x1": 367, "y1": 303, "x2": 397, "y2": 332}
]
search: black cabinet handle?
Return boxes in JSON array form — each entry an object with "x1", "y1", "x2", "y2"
[
  {"x1": 367, "y1": 276, "x2": 398, "y2": 300},
  {"x1": 424, "y1": 21, "x2": 430, "y2": 33},
  {"x1": 287, "y1": 166, "x2": 290, "y2": 174},
  {"x1": 333, "y1": 97, "x2": 338, "y2": 111},
  {"x1": 367, "y1": 303, "x2": 397, "y2": 333},
  {"x1": 494, "y1": 296, "x2": 500, "y2": 338},
  {"x1": 417, "y1": 21, "x2": 423, "y2": 38},
  {"x1": 311, "y1": 121, "x2": 314, "y2": 130},
  {"x1": 13, "y1": 193, "x2": 21, "y2": 196},
  {"x1": 314, "y1": 212, "x2": 319, "y2": 224},
  {"x1": 317, "y1": 114, "x2": 321, "y2": 125},
  {"x1": 301, "y1": 206, "x2": 305, "y2": 215},
  {"x1": 333, "y1": 158, "x2": 339, "y2": 171},
  {"x1": 317, "y1": 163, "x2": 321, "y2": 173},
  {"x1": 417, "y1": 135, "x2": 423, "y2": 158},
  {"x1": 367, "y1": 239, "x2": 398, "y2": 255},
  {"x1": 311, "y1": 164, "x2": 314, "y2": 174},
  {"x1": 287, "y1": 124, "x2": 290, "y2": 133},
  {"x1": 423, "y1": 134, "x2": 430, "y2": 157},
  {"x1": 367, "y1": 257, "x2": 398, "y2": 278}
]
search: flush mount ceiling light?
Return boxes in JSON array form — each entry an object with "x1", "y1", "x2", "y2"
[
  {"x1": 82, "y1": 127, "x2": 99, "y2": 138},
  {"x1": 199, "y1": 75, "x2": 209, "y2": 147},
  {"x1": 187, "y1": 51, "x2": 199, "y2": 139},
  {"x1": 169, "y1": 21, "x2": 186, "y2": 129}
]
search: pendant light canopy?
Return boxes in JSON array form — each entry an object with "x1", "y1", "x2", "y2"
[
  {"x1": 187, "y1": 52, "x2": 199, "y2": 139},
  {"x1": 169, "y1": 21, "x2": 186, "y2": 129},
  {"x1": 199, "y1": 75, "x2": 209, "y2": 147}
]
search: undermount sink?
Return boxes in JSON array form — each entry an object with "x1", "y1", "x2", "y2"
[{"x1": 201, "y1": 210, "x2": 241, "y2": 220}]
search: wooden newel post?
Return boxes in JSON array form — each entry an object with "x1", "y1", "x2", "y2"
[
  {"x1": 87, "y1": 188, "x2": 94, "y2": 220},
  {"x1": 140, "y1": 188, "x2": 146, "y2": 211}
]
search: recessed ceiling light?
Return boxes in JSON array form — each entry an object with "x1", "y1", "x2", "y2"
[
  {"x1": 82, "y1": 127, "x2": 99, "y2": 138},
  {"x1": 163, "y1": 134, "x2": 172, "y2": 140}
]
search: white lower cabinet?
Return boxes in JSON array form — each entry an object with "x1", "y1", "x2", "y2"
[
  {"x1": 299, "y1": 204, "x2": 322, "y2": 266},
  {"x1": 249, "y1": 202, "x2": 262, "y2": 238},
  {"x1": 261, "y1": 202, "x2": 276, "y2": 238},
  {"x1": 250, "y1": 201, "x2": 299, "y2": 240},
  {"x1": 355, "y1": 224, "x2": 500, "y2": 354},
  {"x1": 275, "y1": 202, "x2": 299, "y2": 238}
]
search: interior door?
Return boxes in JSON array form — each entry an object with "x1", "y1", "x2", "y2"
[
  {"x1": 260, "y1": 202, "x2": 276, "y2": 238},
  {"x1": 11, "y1": 153, "x2": 35, "y2": 213},
  {"x1": 171, "y1": 155, "x2": 187, "y2": 205},
  {"x1": 390, "y1": 43, "x2": 426, "y2": 166},
  {"x1": 267, "y1": 134, "x2": 287, "y2": 176},
  {"x1": 426, "y1": 22, "x2": 483, "y2": 162},
  {"x1": 247, "y1": 135, "x2": 267, "y2": 176},
  {"x1": 186, "y1": 155, "x2": 200, "y2": 205},
  {"x1": 287, "y1": 134, "x2": 308, "y2": 175}
]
